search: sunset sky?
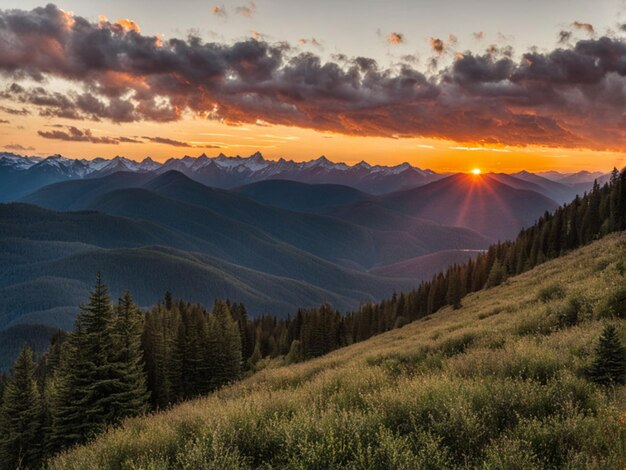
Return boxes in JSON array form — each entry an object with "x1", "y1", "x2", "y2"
[{"x1": 0, "y1": 1, "x2": 624, "y2": 172}]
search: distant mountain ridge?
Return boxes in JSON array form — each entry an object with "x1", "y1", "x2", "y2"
[
  {"x1": 0, "y1": 151, "x2": 443, "y2": 200},
  {"x1": 1, "y1": 151, "x2": 614, "y2": 203}
]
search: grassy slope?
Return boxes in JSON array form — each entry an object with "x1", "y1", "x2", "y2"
[{"x1": 52, "y1": 234, "x2": 626, "y2": 469}]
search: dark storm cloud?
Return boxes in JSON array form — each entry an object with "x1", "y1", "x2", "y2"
[{"x1": 0, "y1": 4, "x2": 625, "y2": 150}]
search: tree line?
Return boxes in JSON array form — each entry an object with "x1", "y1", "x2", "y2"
[
  {"x1": 244, "y1": 168, "x2": 626, "y2": 359},
  {"x1": 0, "y1": 280, "x2": 243, "y2": 469},
  {"x1": 0, "y1": 168, "x2": 624, "y2": 468}
]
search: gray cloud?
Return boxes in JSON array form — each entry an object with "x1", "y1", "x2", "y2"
[
  {"x1": 4, "y1": 143, "x2": 34, "y2": 151},
  {"x1": 38, "y1": 126, "x2": 141, "y2": 144},
  {"x1": 235, "y1": 1, "x2": 256, "y2": 17},
  {"x1": 0, "y1": 5, "x2": 624, "y2": 150}
]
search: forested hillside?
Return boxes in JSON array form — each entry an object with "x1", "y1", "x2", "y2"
[
  {"x1": 48, "y1": 231, "x2": 626, "y2": 469},
  {"x1": 0, "y1": 168, "x2": 624, "y2": 468}
]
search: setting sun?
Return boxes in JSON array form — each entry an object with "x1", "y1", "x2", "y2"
[{"x1": 472, "y1": 168, "x2": 481, "y2": 175}]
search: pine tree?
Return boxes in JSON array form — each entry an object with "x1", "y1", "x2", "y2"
[
  {"x1": 247, "y1": 328, "x2": 262, "y2": 369},
  {"x1": 0, "y1": 346, "x2": 43, "y2": 470},
  {"x1": 485, "y1": 259, "x2": 506, "y2": 288},
  {"x1": 285, "y1": 340, "x2": 303, "y2": 364},
  {"x1": 142, "y1": 304, "x2": 182, "y2": 408},
  {"x1": 207, "y1": 301, "x2": 242, "y2": 389},
  {"x1": 0, "y1": 374, "x2": 7, "y2": 405},
  {"x1": 446, "y1": 269, "x2": 463, "y2": 310},
  {"x1": 49, "y1": 275, "x2": 133, "y2": 452},
  {"x1": 589, "y1": 324, "x2": 626, "y2": 386},
  {"x1": 112, "y1": 291, "x2": 150, "y2": 417}
]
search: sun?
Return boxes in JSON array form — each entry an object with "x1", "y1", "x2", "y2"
[{"x1": 472, "y1": 168, "x2": 481, "y2": 175}]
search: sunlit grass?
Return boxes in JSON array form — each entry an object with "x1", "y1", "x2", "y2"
[{"x1": 51, "y1": 233, "x2": 626, "y2": 469}]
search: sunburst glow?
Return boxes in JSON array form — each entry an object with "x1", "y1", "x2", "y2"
[{"x1": 472, "y1": 168, "x2": 481, "y2": 175}]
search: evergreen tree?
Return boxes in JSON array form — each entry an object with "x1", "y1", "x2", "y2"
[
  {"x1": 112, "y1": 291, "x2": 150, "y2": 417},
  {"x1": 247, "y1": 328, "x2": 262, "y2": 369},
  {"x1": 485, "y1": 259, "x2": 506, "y2": 288},
  {"x1": 49, "y1": 275, "x2": 140, "y2": 452},
  {"x1": 164, "y1": 291, "x2": 173, "y2": 310},
  {"x1": 589, "y1": 324, "x2": 626, "y2": 386},
  {"x1": 0, "y1": 374, "x2": 7, "y2": 405},
  {"x1": 207, "y1": 301, "x2": 242, "y2": 389},
  {"x1": 446, "y1": 269, "x2": 463, "y2": 310},
  {"x1": 142, "y1": 304, "x2": 182, "y2": 408},
  {"x1": 285, "y1": 340, "x2": 303, "y2": 364},
  {"x1": 0, "y1": 346, "x2": 43, "y2": 470}
]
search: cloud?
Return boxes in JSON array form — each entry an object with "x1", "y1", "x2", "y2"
[
  {"x1": 573, "y1": 21, "x2": 595, "y2": 35},
  {"x1": 429, "y1": 37, "x2": 446, "y2": 54},
  {"x1": 4, "y1": 143, "x2": 35, "y2": 151},
  {"x1": 235, "y1": 1, "x2": 256, "y2": 17},
  {"x1": 114, "y1": 19, "x2": 140, "y2": 33},
  {"x1": 142, "y1": 136, "x2": 219, "y2": 148},
  {"x1": 0, "y1": 105, "x2": 30, "y2": 116},
  {"x1": 558, "y1": 30, "x2": 572, "y2": 44},
  {"x1": 212, "y1": 5, "x2": 227, "y2": 17},
  {"x1": 298, "y1": 38, "x2": 322, "y2": 48},
  {"x1": 38, "y1": 126, "x2": 142, "y2": 144},
  {"x1": 387, "y1": 32, "x2": 404, "y2": 45},
  {"x1": 0, "y1": 5, "x2": 624, "y2": 151}
]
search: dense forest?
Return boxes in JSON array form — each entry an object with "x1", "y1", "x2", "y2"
[{"x1": 0, "y1": 168, "x2": 624, "y2": 468}]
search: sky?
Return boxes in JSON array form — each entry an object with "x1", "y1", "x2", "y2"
[{"x1": 0, "y1": 0, "x2": 624, "y2": 172}]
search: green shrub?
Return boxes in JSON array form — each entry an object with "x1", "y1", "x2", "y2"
[
  {"x1": 537, "y1": 283, "x2": 566, "y2": 303},
  {"x1": 515, "y1": 310, "x2": 557, "y2": 336},
  {"x1": 439, "y1": 332, "x2": 477, "y2": 357},
  {"x1": 478, "y1": 306, "x2": 503, "y2": 320},
  {"x1": 597, "y1": 287, "x2": 626, "y2": 319},
  {"x1": 555, "y1": 295, "x2": 585, "y2": 328}
]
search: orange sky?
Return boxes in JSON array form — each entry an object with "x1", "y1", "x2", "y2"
[{"x1": 2, "y1": 113, "x2": 624, "y2": 173}]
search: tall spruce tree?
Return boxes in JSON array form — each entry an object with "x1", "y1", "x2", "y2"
[
  {"x1": 207, "y1": 301, "x2": 242, "y2": 389},
  {"x1": 446, "y1": 269, "x2": 463, "y2": 310},
  {"x1": 589, "y1": 324, "x2": 626, "y2": 386},
  {"x1": 0, "y1": 374, "x2": 7, "y2": 405},
  {"x1": 48, "y1": 275, "x2": 142, "y2": 453},
  {"x1": 0, "y1": 346, "x2": 43, "y2": 470},
  {"x1": 112, "y1": 291, "x2": 150, "y2": 418}
]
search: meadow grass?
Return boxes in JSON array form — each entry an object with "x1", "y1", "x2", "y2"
[{"x1": 51, "y1": 233, "x2": 626, "y2": 469}]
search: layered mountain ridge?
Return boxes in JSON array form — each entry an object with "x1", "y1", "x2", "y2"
[{"x1": 1, "y1": 151, "x2": 611, "y2": 202}]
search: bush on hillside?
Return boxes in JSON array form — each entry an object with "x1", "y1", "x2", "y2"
[
  {"x1": 537, "y1": 283, "x2": 566, "y2": 303},
  {"x1": 597, "y1": 287, "x2": 626, "y2": 319}
]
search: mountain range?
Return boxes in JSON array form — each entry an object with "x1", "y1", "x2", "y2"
[
  {"x1": 0, "y1": 151, "x2": 614, "y2": 371},
  {"x1": 0, "y1": 151, "x2": 610, "y2": 202}
]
